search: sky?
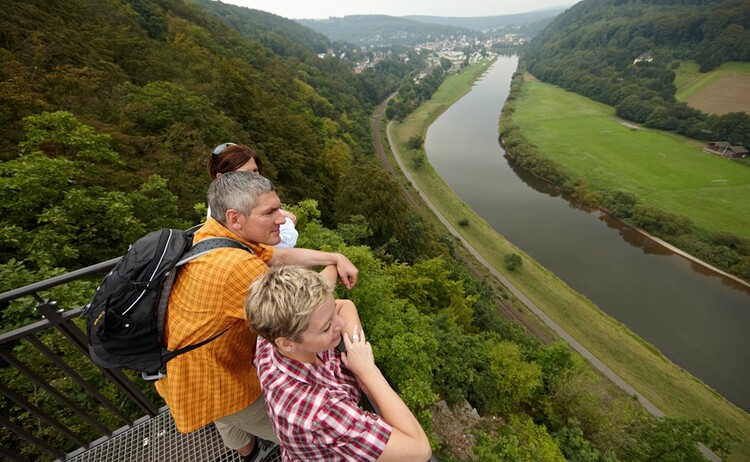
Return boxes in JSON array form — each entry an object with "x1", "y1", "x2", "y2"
[{"x1": 219, "y1": 0, "x2": 574, "y2": 20}]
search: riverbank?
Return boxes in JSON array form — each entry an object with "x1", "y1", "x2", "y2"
[
  {"x1": 380, "y1": 59, "x2": 750, "y2": 461},
  {"x1": 506, "y1": 73, "x2": 750, "y2": 276},
  {"x1": 631, "y1": 222, "x2": 750, "y2": 289}
]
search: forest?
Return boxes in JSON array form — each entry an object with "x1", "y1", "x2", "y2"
[
  {"x1": 525, "y1": 0, "x2": 750, "y2": 148},
  {"x1": 0, "y1": 0, "x2": 736, "y2": 460}
]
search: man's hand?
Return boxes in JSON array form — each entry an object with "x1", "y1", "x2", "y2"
[{"x1": 335, "y1": 253, "x2": 358, "y2": 290}]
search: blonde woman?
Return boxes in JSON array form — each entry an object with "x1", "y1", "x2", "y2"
[{"x1": 245, "y1": 265, "x2": 431, "y2": 462}]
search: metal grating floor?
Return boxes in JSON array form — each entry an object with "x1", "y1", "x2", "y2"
[{"x1": 64, "y1": 408, "x2": 282, "y2": 462}]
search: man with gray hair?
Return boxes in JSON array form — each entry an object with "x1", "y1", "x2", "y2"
[{"x1": 155, "y1": 171, "x2": 358, "y2": 462}]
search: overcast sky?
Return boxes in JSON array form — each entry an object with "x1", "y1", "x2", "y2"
[{"x1": 219, "y1": 0, "x2": 575, "y2": 20}]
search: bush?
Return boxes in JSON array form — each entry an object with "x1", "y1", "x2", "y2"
[
  {"x1": 504, "y1": 253, "x2": 523, "y2": 271},
  {"x1": 407, "y1": 135, "x2": 424, "y2": 149}
]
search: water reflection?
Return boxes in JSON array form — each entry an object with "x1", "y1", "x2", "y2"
[{"x1": 505, "y1": 153, "x2": 750, "y2": 292}]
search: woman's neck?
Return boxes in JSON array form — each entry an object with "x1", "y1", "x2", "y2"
[{"x1": 281, "y1": 350, "x2": 320, "y2": 365}]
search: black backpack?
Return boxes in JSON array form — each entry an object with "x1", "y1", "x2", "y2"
[{"x1": 84, "y1": 226, "x2": 251, "y2": 381}]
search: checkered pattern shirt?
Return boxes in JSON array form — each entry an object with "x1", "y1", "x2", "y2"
[
  {"x1": 154, "y1": 218, "x2": 274, "y2": 432},
  {"x1": 255, "y1": 337, "x2": 392, "y2": 461}
]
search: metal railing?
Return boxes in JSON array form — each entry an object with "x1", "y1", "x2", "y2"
[{"x1": 0, "y1": 258, "x2": 168, "y2": 461}]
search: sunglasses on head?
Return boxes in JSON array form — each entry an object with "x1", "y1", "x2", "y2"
[{"x1": 212, "y1": 142, "x2": 237, "y2": 157}]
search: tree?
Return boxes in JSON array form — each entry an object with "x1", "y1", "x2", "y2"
[
  {"x1": 407, "y1": 135, "x2": 424, "y2": 149},
  {"x1": 625, "y1": 416, "x2": 731, "y2": 461},
  {"x1": 486, "y1": 341, "x2": 543, "y2": 414},
  {"x1": 391, "y1": 257, "x2": 477, "y2": 330},
  {"x1": 474, "y1": 415, "x2": 566, "y2": 462},
  {"x1": 334, "y1": 160, "x2": 414, "y2": 256},
  {"x1": 504, "y1": 253, "x2": 523, "y2": 271}
]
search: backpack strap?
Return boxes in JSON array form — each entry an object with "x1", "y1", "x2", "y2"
[
  {"x1": 177, "y1": 237, "x2": 252, "y2": 266},
  {"x1": 142, "y1": 327, "x2": 231, "y2": 381},
  {"x1": 147, "y1": 236, "x2": 254, "y2": 381}
]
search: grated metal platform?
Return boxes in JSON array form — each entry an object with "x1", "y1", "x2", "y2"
[{"x1": 64, "y1": 408, "x2": 282, "y2": 462}]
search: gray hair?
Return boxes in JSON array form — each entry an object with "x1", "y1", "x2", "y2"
[{"x1": 208, "y1": 171, "x2": 275, "y2": 224}]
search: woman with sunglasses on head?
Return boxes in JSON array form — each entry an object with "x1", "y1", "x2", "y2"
[{"x1": 208, "y1": 142, "x2": 299, "y2": 249}]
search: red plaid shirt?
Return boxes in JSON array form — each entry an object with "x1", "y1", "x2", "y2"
[{"x1": 255, "y1": 337, "x2": 392, "y2": 461}]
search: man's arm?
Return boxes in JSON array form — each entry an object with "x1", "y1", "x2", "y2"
[{"x1": 270, "y1": 248, "x2": 358, "y2": 289}]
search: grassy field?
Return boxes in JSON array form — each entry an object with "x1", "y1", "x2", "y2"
[
  {"x1": 510, "y1": 76, "x2": 750, "y2": 239},
  {"x1": 385, "y1": 61, "x2": 750, "y2": 461},
  {"x1": 675, "y1": 61, "x2": 750, "y2": 115}
]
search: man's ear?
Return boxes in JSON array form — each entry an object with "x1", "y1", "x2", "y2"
[
  {"x1": 225, "y1": 209, "x2": 242, "y2": 231},
  {"x1": 275, "y1": 337, "x2": 297, "y2": 353}
]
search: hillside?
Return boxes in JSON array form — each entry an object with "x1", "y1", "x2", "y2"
[
  {"x1": 406, "y1": 7, "x2": 568, "y2": 35},
  {"x1": 297, "y1": 15, "x2": 483, "y2": 47},
  {"x1": 195, "y1": 0, "x2": 331, "y2": 54},
  {"x1": 526, "y1": 0, "x2": 750, "y2": 148},
  {"x1": 0, "y1": 0, "x2": 434, "y2": 274}
]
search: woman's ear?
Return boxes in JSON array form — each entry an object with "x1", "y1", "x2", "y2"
[{"x1": 275, "y1": 337, "x2": 297, "y2": 353}]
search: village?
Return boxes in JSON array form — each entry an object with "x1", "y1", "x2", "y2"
[{"x1": 317, "y1": 33, "x2": 527, "y2": 74}]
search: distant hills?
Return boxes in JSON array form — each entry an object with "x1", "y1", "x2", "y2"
[
  {"x1": 296, "y1": 8, "x2": 567, "y2": 47},
  {"x1": 405, "y1": 7, "x2": 569, "y2": 32},
  {"x1": 297, "y1": 15, "x2": 479, "y2": 47}
]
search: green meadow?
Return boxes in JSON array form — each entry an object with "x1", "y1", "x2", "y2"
[{"x1": 511, "y1": 78, "x2": 750, "y2": 239}]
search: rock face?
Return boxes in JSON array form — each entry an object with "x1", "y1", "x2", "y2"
[{"x1": 431, "y1": 399, "x2": 497, "y2": 461}]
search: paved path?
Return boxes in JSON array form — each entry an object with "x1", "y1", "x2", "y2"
[{"x1": 377, "y1": 116, "x2": 721, "y2": 462}]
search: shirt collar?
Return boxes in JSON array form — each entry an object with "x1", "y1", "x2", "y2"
[{"x1": 264, "y1": 338, "x2": 343, "y2": 390}]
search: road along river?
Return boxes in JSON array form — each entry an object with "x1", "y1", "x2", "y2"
[{"x1": 424, "y1": 55, "x2": 750, "y2": 413}]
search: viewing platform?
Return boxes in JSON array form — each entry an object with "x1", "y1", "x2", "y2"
[{"x1": 0, "y1": 259, "x2": 280, "y2": 462}]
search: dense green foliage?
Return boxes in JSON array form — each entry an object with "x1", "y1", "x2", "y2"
[
  {"x1": 386, "y1": 65, "x2": 448, "y2": 121},
  {"x1": 525, "y1": 0, "x2": 750, "y2": 147},
  {"x1": 0, "y1": 0, "x2": 440, "y2": 270}
]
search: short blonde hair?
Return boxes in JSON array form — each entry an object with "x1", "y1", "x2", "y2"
[{"x1": 245, "y1": 265, "x2": 333, "y2": 345}]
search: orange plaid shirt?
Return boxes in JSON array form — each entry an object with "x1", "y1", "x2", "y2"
[{"x1": 154, "y1": 218, "x2": 274, "y2": 432}]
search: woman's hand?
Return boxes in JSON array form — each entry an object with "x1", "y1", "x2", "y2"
[{"x1": 340, "y1": 325, "x2": 378, "y2": 380}]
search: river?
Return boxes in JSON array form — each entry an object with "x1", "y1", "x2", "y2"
[{"x1": 424, "y1": 55, "x2": 750, "y2": 412}]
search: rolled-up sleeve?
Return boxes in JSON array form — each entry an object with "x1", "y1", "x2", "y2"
[{"x1": 312, "y1": 398, "x2": 392, "y2": 462}]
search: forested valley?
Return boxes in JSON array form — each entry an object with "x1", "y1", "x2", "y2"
[{"x1": 0, "y1": 0, "x2": 737, "y2": 460}]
